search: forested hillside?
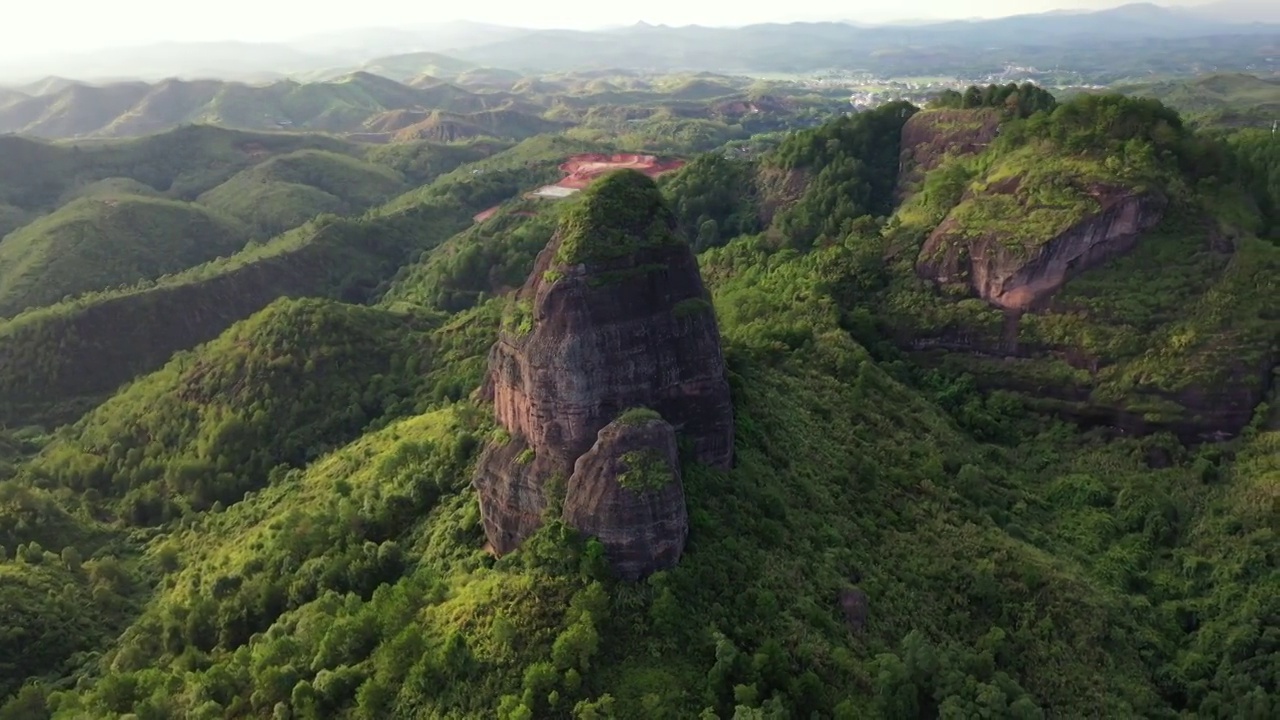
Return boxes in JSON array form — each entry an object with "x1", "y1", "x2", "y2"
[{"x1": 0, "y1": 86, "x2": 1276, "y2": 720}]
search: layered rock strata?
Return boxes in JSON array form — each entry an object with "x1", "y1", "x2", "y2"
[
  {"x1": 917, "y1": 188, "x2": 1167, "y2": 311},
  {"x1": 562, "y1": 416, "x2": 688, "y2": 581},
  {"x1": 472, "y1": 169, "x2": 733, "y2": 579}
]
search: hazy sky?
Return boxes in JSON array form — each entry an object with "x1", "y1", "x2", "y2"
[{"x1": 0, "y1": 1, "x2": 1219, "y2": 58}]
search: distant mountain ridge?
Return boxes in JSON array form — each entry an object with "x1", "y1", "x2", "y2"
[{"x1": 1, "y1": 4, "x2": 1277, "y2": 83}]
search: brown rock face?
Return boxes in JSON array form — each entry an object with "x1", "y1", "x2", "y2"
[
  {"x1": 917, "y1": 189, "x2": 1167, "y2": 311},
  {"x1": 896, "y1": 109, "x2": 1001, "y2": 203},
  {"x1": 755, "y1": 164, "x2": 810, "y2": 226},
  {"x1": 472, "y1": 170, "x2": 733, "y2": 576},
  {"x1": 472, "y1": 434, "x2": 552, "y2": 553},
  {"x1": 562, "y1": 417, "x2": 688, "y2": 581}
]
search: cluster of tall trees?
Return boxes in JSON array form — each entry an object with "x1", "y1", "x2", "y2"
[
  {"x1": 1230, "y1": 128, "x2": 1280, "y2": 237},
  {"x1": 768, "y1": 101, "x2": 917, "y2": 248},
  {"x1": 931, "y1": 83, "x2": 1058, "y2": 118}
]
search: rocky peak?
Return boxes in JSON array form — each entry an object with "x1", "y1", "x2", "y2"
[{"x1": 473, "y1": 170, "x2": 733, "y2": 578}]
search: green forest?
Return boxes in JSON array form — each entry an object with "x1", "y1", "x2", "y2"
[{"x1": 0, "y1": 78, "x2": 1277, "y2": 720}]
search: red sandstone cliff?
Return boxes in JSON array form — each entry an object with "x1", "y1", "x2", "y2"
[
  {"x1": 896, "y1": 109, "x2": 1001, "y2": 203},
  {"x1": 562, "y1": 416, "x2": 689, "y2": 581},
  {"x1": 917, "y1": 188, "x2": 1167, "y2": 311},
  {"x1": 472, "y1": 170, "x2": 733, "y2": 578}
]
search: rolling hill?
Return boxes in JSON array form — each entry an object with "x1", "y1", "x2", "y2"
[
  {"x1": 384, "y1": 108, "x2": 567, "y2": 143},
  {"x1": 0, "y1": 195, "x2": 249, "y2": 317},
  {"x1": 0, "y1": 89, "x2": 28, "y2": 107},
  {"x1": 0, "y1": 137, "x2": 552, "y2": 426},
  {"x1": 0, "y1": 125, "x2": 501, "y2": 329},
  {"x1": 0, "y1": 73, "x2": 534, "y2": 139},
  {"x1": 1110, "y1": 73, "x2": 1280, "y2": 127},
  {"x1": 0, "y1": 125, "x2": 356, "y2": 212},
  {"x1": 196, "y1": 149, "x2": 408, "y2": 238},
  {"x1": 352, "y1": 52, "x2": 484, "y2": 83},
  {"x1": 0, "y1": 69, "x2": 848, "y2": 146}
]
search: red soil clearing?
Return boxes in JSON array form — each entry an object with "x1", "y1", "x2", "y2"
[
  {"x1": 473, "y1": 206, "x2": 501, "y2": 223},
  {"x1": 554, "y1": 153, "x2": 685, "y2": 190}
]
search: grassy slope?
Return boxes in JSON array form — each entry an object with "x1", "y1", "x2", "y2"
[
  {"x1": 0, "y1": 195, "x2": 249, "y2": 317},
  {"x1": 362, "y1": 140, "x2": 506, "y2": 186},
  {"x1": 381, "y1": 200, "x2": 560, "y2": 313},
  {"x1": 0, "y1": 296, "x2": 484, "y2": 703},
  {"x1": 924, "y1": 138, "x2": 1148, "y2": 252},
  {"x1": 23, "y1": 298, "x2": 445, "y2": 518}
]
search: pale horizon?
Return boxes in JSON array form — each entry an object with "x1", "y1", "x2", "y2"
[{"x1": 0, "y1": 0, "x2": 1241, "y2": 62}]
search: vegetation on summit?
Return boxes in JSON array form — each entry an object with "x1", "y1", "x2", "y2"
[
  {"x1": 930, "y1": 82, "x2": 1059, "y2": 118},
  {"x1": 555, "y1": 171, "x2": 681, "y2": 265}
]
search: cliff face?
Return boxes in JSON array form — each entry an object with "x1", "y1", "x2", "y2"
[
  {"x1": 917, "y1": 188, "x2": 1167, "y2": 311},
  {"x1": 472, "y1": 170, "x2": 733, "y2": 577},
  {"x1": 754, "y1": 164, "x2": 810, "y2": 226},
  {"x1": 895, "y1": 109, "x2": 1001, "y2": 203},
  {"x1": 562, "y1": 416, "x2": 688, "y2": 581}
]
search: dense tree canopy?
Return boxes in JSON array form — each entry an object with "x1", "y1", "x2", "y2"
[{"x1": 0, "y1": 81, "x2": 1276, "y2": 720}]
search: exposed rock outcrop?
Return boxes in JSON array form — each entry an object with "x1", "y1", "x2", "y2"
[
  {"x1": 917, "y1": 188, "x2": 1167, "y2": 311},
  {"x1": 472, "y1": 170, "x2": 733, "y2": 578},
  {"x1": 754, "y1": 164, "x2": 810, "y2": 226},
  {"x1": 562, "y1": 416, "x2": 688, "y2": 581},
  {"x1": 896, "y1": 109, "x2": 1001, "y2": 203}
]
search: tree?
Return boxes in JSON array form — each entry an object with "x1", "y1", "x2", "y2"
[
  {"x1": 552, "y1": 618, "x2": 600, "y2": 673},
  {"x1": 873, "y1": 653, "x2": 918, "y2": 718},
  {"x1": 60, "y1": 546, "x2": 82, "y2": 572},
  {"x1": 696, "y1": 219, "x2": 720, "y2": 252},
  {"x1": 0, "y1": 684, "x2": 49, "y2": 720},
  {"x1": 156, "y1": 542, "x2": 181, "y2": 573},
  {"x1": 574, "y1": 694, "x2": 617, "y2": 720},
  {"x1": 14, "y1": 543, "x2": 34, "y2": 564},
  {"x1": 354, "y1": 678, "x2": 394, "y2": 720}
]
